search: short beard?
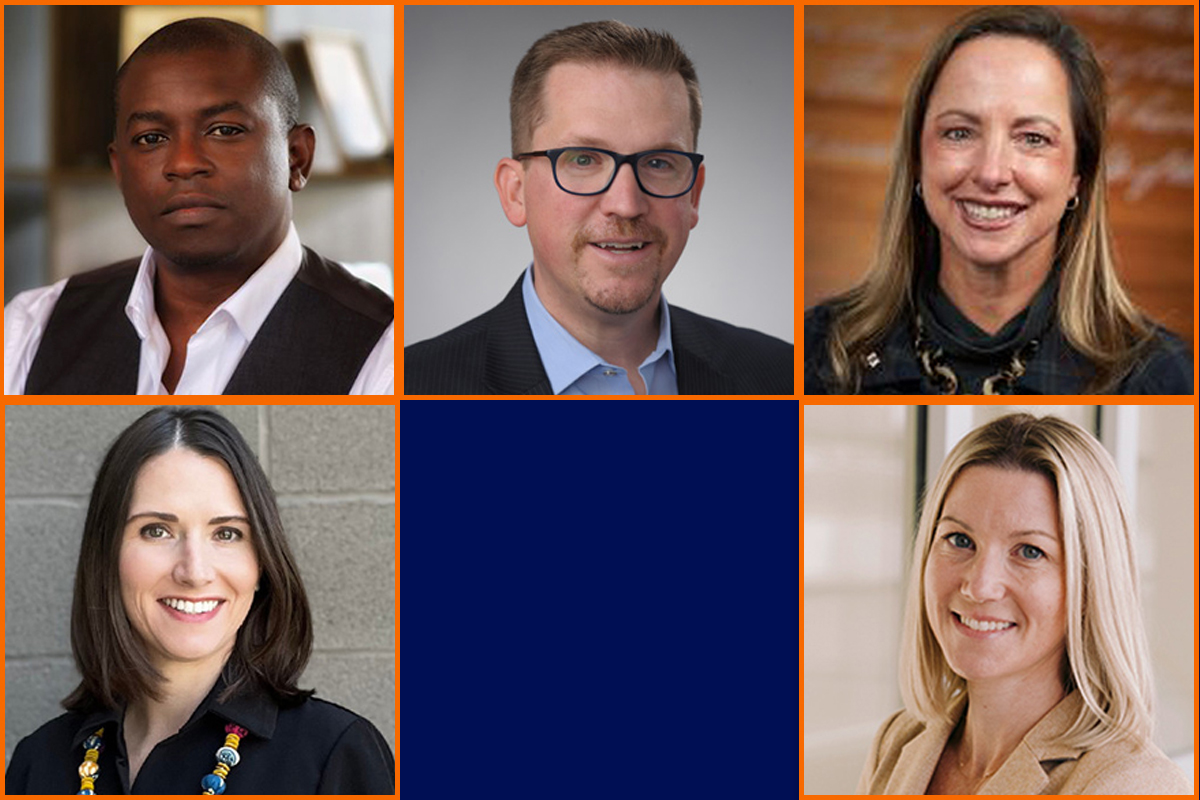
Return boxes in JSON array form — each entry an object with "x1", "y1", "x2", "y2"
[{"x1": 571, "y1": 220, "x2": 667, "y2": 315}]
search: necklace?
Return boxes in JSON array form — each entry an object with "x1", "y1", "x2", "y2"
[{"x1": 76, "y1": 723, "x2": 247, "y2": 795}]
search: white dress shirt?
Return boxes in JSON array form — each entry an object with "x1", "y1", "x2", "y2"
[{"x1": 4, "y1": 224, "x2": 394, "y2": 395}]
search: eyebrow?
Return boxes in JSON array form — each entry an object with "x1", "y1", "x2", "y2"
[
  {"x1": 126, "y1": 511, "x2": 250, "y2": 526},
  {"x1": 561, "y1": 135, "x2": 689, "y2": 152},
  {"x1": 124, "y1": 101, "x2": 250, "y2": 131},
  {"x1": 936, "y1": 515, "x2": 1058, "y2": 543},
  {"x1": 933, "y1": 109, "x2": 1063, "y2": 134}
]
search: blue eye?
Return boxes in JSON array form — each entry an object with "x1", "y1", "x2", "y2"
[
  {"x1": 944, "y1": 532, "x2": 973, "y2": 549},
  {"x1": 943, "y1": 128, "x2": 972, "y2": 142},
  {"x1": 1019, "y1": 544, "x2": 1045, "y2": 560}
]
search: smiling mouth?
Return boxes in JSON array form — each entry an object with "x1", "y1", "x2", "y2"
[
  {"x1": 958, "y1": 200, "x2": 1025, "y2": 223},
  {"x1": 159, "y1": 598, "x2": 224, "y2": 615},
  {"x1": 953, "y1": 612, "x2": 1016, "y2": 632},
  {"x1": 591, "y1": 241, "x2": 648, "y2": 252}
]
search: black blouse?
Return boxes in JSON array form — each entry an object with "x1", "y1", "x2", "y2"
[{"x1": 4, "y1": 678, "x2": 394, "y2": 794}]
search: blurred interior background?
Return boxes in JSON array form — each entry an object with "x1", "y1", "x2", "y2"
[
  {"x1": 803, "y1": 405, "x2": 1194, "y2": 794},
  {"x1": 804, "y1": 6, "x2": 1193, "y2": 345},
  {"x1": 4, "y1": 5, "x2": 394, "y2": 303}
]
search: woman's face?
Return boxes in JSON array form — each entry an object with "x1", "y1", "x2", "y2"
[
  {"x1": 924, "y1": 465, "x2": 1067, "y2": 690},
  {"x1": 119, "y1": 448, "x2": 260, "y2": 671},
  {"x1": 919, "y1": 35, "x2": 1080, "y2": 274}
]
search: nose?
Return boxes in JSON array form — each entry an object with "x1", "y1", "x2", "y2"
[
  {"x1": 598, "y1": 161, "x2": 651, "y2": 218},
  {"x1": 972, "y1": 133, "x2": 1014, "y2": 193},
  {"x1": 172, "y1": 533, "x2": 215, "y2": 586},
  {"x1": 960, "y1": 549, "x2": 1006, "y2": 603},
  {"x1": 163, "y1": 132, "x2": 213, "y2": 181}
]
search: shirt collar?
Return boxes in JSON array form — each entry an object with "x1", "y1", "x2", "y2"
[
  {"x1": 70, "y1": 670, "x2": 281, "y2": 751},
  {"x1": 521, "y1": 264, "x2": 674, "y2": 394},
  {"x1": 124, "y1": 223, "x2": 303, "y2": 343}
]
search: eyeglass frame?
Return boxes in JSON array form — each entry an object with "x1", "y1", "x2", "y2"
[{"x1": 513, "y1": 147, "x2": 705, "y2": 198}]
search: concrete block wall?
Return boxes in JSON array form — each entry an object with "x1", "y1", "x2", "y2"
[{"x1": 3, "y1": 405, "x2": 396, "y2": 768}]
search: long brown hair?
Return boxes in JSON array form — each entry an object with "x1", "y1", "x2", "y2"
[
  {"x1": 64, "y1": 407, "x2": 314, "y2": 712},
  {"x1": 823, "y1": 6, "x2": 1152, "y2": 393}
]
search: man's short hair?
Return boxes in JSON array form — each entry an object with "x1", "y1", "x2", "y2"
[
  {"x1": 113, "y1": 17, "x2": 300, "y2": 134},
  {"x1": 509, "y1": 20, "x2": 702, "y2": 155}
]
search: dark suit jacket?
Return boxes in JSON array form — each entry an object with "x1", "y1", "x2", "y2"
[{"x1": 404, "y1": 275, "x2": 794, "y2": 395}]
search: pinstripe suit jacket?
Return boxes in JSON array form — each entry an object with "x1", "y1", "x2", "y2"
[{"x1": 404, "y1": 275, "x2": 794, "y2": 395}]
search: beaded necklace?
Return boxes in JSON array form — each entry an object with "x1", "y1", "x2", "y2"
[{"x1": 76, "y1": 723, "x2": 248, "y2": 795}]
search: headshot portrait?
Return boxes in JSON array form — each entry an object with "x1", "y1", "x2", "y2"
[
  {"x1": 803, "y1": 405, "x2": 1194, "y2": 794},
  {"x1": 3, "y1": 7, "x2": 395, "y2": 395},
  {"x1": 804, "y1": 5, "x2": 1194, "y2": 395},
  {"x1": 4, "y1": 405, "x2": 396, "y2": 793},
  {"x1": 403, "y1": 6, "x2": 794, "y2": 395}
]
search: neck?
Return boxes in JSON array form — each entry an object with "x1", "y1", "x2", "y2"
[
  {"x1": 938, "y1": 250, "x2": 1054, "y2": 336},
  {"x1": 124, "y1": 656, "x2": 227, "y2": 745},
  {"x1": 955, "y1": 676, "x2": 1067, "y2": 781},
  {"x1": 152, "y1": 257, "x2": 264, "y2": 339},
  {"x1": 533, "y1": 278, "x2": 662, "y2": 381}
]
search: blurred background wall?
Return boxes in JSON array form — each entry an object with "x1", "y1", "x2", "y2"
[
  {"x1": 803, "y1": 404, "x2": 1194, "y2": 794},
  {"x1": 5, "y1": 405, "x2": 396, "y2": 768},
  {"x1": 804, "y1": 6, "x2": 1193, "y2": 344},
  {"x1": 4, "y1": 4, "x2": 394, "y2": 303}
]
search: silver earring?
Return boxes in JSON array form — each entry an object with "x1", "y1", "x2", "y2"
[
  {"x1": 915, "y1": 182, "x2": 923, "y2": 199},
  {"x1": 1065, "y1": 195, "x2": 1079, "y2": 210}
]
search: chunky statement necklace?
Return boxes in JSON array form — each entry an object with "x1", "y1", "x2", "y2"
[{"x1": 76, "y1": 723, "x2": 248, "y2": 795}]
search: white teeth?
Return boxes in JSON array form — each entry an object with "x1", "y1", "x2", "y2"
[
  {"x1": 162, "y1": 598, "x2": 220, "y2": 614},
  {"x1": 958, "y1": 614, "x2": 1014, "y2": 632},
  {"x1": 596, "y1": 242, "x2": 645, "y2": 251},
  {"x1": 962, "y1": 201, "x2": 1019, "y2": 221}
]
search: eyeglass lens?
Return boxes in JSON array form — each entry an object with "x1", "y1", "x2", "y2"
[{"x1": 554, "y1": 149, "x2": 695, "y2": 196}]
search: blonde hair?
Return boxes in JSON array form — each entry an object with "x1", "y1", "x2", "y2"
[
  {"x1": 899, "y1": 414, "x2": 1153, "y2": 750},
  {"x1": 823, "y1": 7, "x2": 1153, "y2": 393}
]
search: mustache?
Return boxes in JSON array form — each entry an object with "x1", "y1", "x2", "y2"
[{"x1": 572, "y1": 220, "x2": 664, "y2": 253}]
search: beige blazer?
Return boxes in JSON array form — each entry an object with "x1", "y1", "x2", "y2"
[{"x1": 857, "y1": 691, "x2": 1190, "y2": 795}]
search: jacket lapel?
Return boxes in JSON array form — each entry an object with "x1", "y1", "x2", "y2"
[
  {"x1": 482, "y1": 276, "x2": 553, "y2": 394},
  {"x1": 886, "y1": 713, "x2": 957, "y2": 794}
]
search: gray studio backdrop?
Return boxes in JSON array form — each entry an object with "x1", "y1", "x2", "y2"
[
  {"x1": 4, "y1": 405, "x2": 396, "y2": 768},
  {"x1": 404, "y1": 5, "x2": 795, "y2": 346}
]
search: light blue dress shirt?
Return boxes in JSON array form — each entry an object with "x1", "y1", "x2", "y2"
[{"x1": 522, "y1": 266, "x2": 678, "y2": 395}]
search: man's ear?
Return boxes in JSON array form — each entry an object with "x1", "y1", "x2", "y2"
[
  {"x1": 287, "y1": 124, "x2": 316, "y2": 191},
  {"x1": 687, "y1": 162, "x2": 705, "y2": 230},
  {"x1": 108, "y1": 142, "x2": 120, "y2": 183},
  {"x1": 495, "y1": 157, "x2": 528, "y2": 227}
]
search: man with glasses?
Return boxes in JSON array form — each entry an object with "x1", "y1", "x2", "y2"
[{"x1": 404, "y1": 20, "x2": 793, "y2": 395}]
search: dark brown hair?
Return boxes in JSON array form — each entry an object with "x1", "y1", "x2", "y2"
[
  {"x1": 509, "y1": 20, "x2": 702, "y2": 154},
  {"x1": 63, "y1": 407, "x2": 313, "y2": 712}
]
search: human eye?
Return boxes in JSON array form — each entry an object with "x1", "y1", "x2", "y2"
[
  {"x1": 1018, "y1": 131, "x2": 1051, "y2": 148},
  {"x1": 1017, "y1": 543, "x2": 1045, "y2": 560},
  {"x1": 560, "y1": 149, "x2": 606, "y2": 170},
  {"x1": 942, "y1": 127, "x2": 972, "y2": 142},
  {"x1": 208, "y1": 124, "x2": 245, "y2": 138},
  {"x1": 214, "y1": 527, "x2": 245, "y2": 542},
  {"x1": 641, "y1": 153, "x2": 681, "y2": 173},
  {"x1": 140, "y1": 523, "x2": 171, "y2": 539},
  {"x1": 132, "y1": 132, "x2": 167, "y2": 147},
  {"x1": 942, "y1": 532, "x2": 973, "y2": 549}
]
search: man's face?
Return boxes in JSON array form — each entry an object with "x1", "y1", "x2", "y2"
[
  {"x1": 503, "y1": 62, "x2": 704, "y2": 321},
  {"x1": 109, "y1": 47, "x2": 301, "y2": 273}
]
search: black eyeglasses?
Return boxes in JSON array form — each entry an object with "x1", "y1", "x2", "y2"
[{"x1": 514, "y1": 147, "x2": 704, "y2": 198}]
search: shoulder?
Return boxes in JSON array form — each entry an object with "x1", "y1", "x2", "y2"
[
  {"x1": 803, "y1": 301, "x2": 842, "y2": 394},
  {"x1": 856, "y1": 708, "x2": 926, "y2": 794},
  {"x1": 1063, "y1": 737, "x2": 1190, "y2": 795},
  {"x1": 1118, "y1": 327, "x2": 1193, "y2": 395},
  {"x1": 296, "y1": 247, "x2": 394, "y2": 326},
  {"x1": 404, "y1": 277, "x2": 529, "y2": 394},
  {"x1": 280, "y1": 697, "x2": 394, "y2": 793},
  {"x1": 5, "y1": 710, "x2": 91, "y2": 792},
  {"x1": 668, "y1": 304, "x2": 794, "y2": 393}
]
